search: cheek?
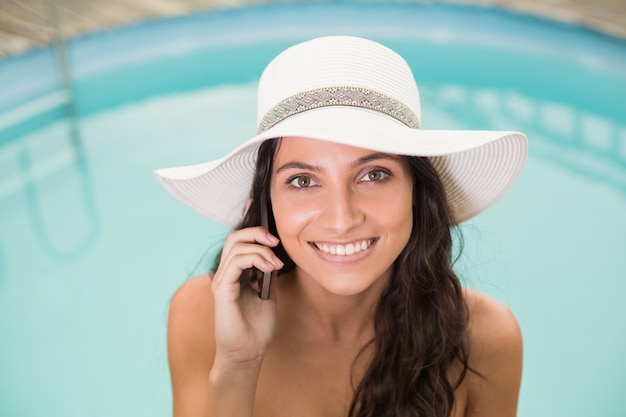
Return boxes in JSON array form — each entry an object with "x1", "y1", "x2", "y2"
[
  {"x1": 380, "y1": 188, "x2": 414, "y2": 240},
  {"x1": 271, "y1": 198, "x2": 320, "y2": 266},
  {"x1": 392, "y1": 210, "x2": 413, "y2": 240},
  {"x1": 271, "y1": 196, "x2": 316, "y2": 238}
]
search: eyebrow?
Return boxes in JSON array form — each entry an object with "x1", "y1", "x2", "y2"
[
  {"x1": 275, "y1": 152, "x2": 404, "y2": 174},
  {"x1": 353, "y1": 153, "x2": 404, "y2": 168}
]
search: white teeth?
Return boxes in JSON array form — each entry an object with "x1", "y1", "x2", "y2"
[{"x1": 313, "y1": 239, "x2": 373, "y2": 256}]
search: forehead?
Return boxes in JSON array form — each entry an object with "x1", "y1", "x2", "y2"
[{"x1": 273, "y1": 136, "x2": 403, "y2": 166}]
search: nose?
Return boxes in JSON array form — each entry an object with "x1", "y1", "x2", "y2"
[{"x1": 316, "y1": 186, "x2": 365, "y2": 232}]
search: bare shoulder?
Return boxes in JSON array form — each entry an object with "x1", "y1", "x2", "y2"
[
  {"x1": 169, "y1": 273, "x2": 215, "y2": 320},
  {"x1": 464, "y1": 289, "x2": 522, "y2": 359},
  {"x1": 462, "y1": 288, "x2": 523, "y2": 417},
  {"x1": 168, "y1": 274, "x2": 216, "y2": 415},
  {"x1": 168, "y1": 273, "x2": 216, "y2": 362}
]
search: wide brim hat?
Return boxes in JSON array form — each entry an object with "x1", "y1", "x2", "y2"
[{"x1": 155, "y1": 36, "x2": 527, "y2": 227}]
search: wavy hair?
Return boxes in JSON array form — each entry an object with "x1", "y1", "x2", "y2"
[{"x1": 212, "y1": 138, "x2": 470, "y2": 417}]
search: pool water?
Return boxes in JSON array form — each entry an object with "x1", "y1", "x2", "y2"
[{"x1": 1, "y1": 3, "x2": 625, "y2": 416}]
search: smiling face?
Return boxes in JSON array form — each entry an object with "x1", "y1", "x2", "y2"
[{"x1": 270, "y1": 136, "x2": 414, "y2": 297}]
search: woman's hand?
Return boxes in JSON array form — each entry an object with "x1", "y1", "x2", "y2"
[
  {"x1": 210, "y1": 226, "x2": 284, "y2": 370},
  {"x1": 167, "y1": 226, "x2": 282, "y2": 417}
]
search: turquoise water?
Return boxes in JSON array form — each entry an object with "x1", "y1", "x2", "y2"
[{"x1": 1, "y1": 2, "x2": 625, "y2": 416}]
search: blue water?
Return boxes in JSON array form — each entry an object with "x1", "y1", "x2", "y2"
[{"x1": 1, "y1": 3, "x2": 625, "y2": 416}]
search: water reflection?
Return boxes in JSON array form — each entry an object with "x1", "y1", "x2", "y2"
[
  {"x1": 15, "y1": 119, "x2": 99, "y2": 261},
  {"x1": 425, "y1": 84, "x2": 626, "y2": 197},
  {"x1": 0, "y1": 0, "x2": 99, "y2": 262},
  {"x1": 0, "y1": 111, "x2": 99, "y2": 262}
]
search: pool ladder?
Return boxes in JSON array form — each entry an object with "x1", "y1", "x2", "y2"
[{"x1": 5, "y1": 0, "x2": 99, "y2": 261}]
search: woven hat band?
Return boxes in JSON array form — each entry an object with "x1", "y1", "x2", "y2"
[{"x1": 257, "y1": 86, "x2": 420, "y2": 134}]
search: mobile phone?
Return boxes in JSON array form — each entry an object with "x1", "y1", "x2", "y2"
[{"x1": 258, "y1": 192, "x2": 276, "y2": 300}]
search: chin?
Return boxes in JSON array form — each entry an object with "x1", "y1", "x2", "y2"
[{"x1": 311, "y1": 270, "x2": 389, "y2": 297}]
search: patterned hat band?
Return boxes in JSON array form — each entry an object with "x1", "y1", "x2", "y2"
[{"x1": 257, "y1": 86, "x2": 421, "y2": 134}]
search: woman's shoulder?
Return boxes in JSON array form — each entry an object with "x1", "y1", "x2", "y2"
[
  {"x1": 463, "y1": 288, "x2": 522, "y2": 368},
  {"x1": 463, "y1": 288, "x2": 521, "y2": 345},
  {"x1": 170, "y1": 273, "x2": 215, "y2": 311},
  {"x1": 169, "y1": 272, "x2": 215, "y2": 332},
  {"x1": 167, "y1": 275, "x2": 217, "y2": 414},
  {"x1": 168, "y1": 273, "x2": 216, "y2": 369},
  {"x1": 461, "y1": 288, "x2": 523, "y2": 416},
  {"x1": 169, "y1": 273, "x2": 215, "y2": 327}
]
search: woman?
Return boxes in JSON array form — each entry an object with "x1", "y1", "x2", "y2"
[{"x1": 155, "y1": 36, "x2": 526, "y2": 417}]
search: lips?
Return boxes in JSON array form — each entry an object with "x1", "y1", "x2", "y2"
[{"x1": 311, "y1": 238, "x2": 376, "y2": 256}]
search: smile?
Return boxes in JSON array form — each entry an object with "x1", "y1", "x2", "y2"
[{"x1": 311, "y1": 238, "x2": 376, "y2": 256}]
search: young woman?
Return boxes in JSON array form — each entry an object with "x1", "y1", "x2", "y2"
[{"x1": 155, "y1": 36, "x2": 527, "y2": 417}]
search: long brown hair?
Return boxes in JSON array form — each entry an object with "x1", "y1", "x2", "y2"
[{"x1": 213, "y1": 138, "x2": 470, "y2": 417}]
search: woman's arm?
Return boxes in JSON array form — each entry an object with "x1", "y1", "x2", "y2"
[
  {"x1": 167, "y1": 275, "x2": 270, "y2": 417},
  {"x1": 463, "y1": 290, "x2": 524, "y2": 417},
  {"x1": 167, "y1": 228, "x2": 283, "y2": 417},
  {"x1": 168, "y1": 274, "x2": 218, "y2": 417}
]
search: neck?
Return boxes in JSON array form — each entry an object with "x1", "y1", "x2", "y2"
[{"x1": 279, "y1": 268, "x2": 390, "y2": 344}]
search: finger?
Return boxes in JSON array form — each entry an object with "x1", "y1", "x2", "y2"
[
  {"x1": 221, "y1": 227, "x2": 280, "y2": 261},
  {"x1": 222, "y1": 242, "x2": 283, "y2": 271},
  {"x1": 227, "y1": 227, "x2": 280, "y2": 247},
  {"x1": 213, "y1": 251, "x2": 283, "y2": 289}
]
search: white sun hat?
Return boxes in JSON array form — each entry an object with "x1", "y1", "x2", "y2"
[{"x1": 155, "y1": 36, "x2": 527, "y2": 227}]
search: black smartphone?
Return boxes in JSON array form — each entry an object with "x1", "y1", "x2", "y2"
[{"x1": 258, "y1": 192, "x2": 276, "y2": 300}]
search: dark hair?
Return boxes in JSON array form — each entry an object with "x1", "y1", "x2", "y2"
[{"x1": 213, "y1": 138, "x2": 470, "y2": 417}]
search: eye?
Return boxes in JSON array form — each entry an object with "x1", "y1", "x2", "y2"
[
  {"x1": 289, "y1": 175, "x2": 318, "y2": 188},
  {"x1": 360, "y1": 169, "x2": 390, "y2": 182}
]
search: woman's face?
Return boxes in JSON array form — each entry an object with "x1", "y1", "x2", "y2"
[{"x1": 270, "y1": 136, "x2": 414, "y2": 296}]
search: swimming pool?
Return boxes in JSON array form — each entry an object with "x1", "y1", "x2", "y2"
[{"x1": 1, "y1": 2, "x2": 625, "y2": 416}]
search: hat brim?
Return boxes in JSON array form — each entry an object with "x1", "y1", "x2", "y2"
[{"x1": 155, "y1": 106, "x2": 527, "y2": 227}]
